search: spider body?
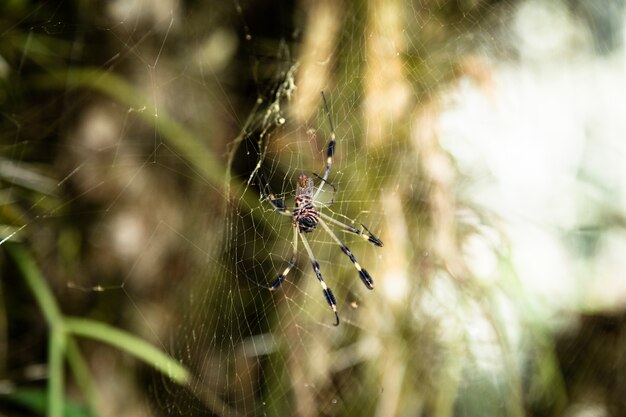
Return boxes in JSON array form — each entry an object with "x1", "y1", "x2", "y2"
[
  {"x1": 261, "y1": 92, "x2": 383, "y2": 326},
  {"x1": 293, "y1": 174, "x2": 319, "y2": 233}
]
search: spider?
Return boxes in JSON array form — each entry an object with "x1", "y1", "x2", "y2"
[{"x1": 261, "y1": 92, "x2": 383, "y2": 326}]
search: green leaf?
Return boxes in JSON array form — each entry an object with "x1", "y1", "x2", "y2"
[
  {"x1": 0, "y1": 389, "x2": 96, "y2": 417},
  {"x1": 65, "y1": 317, "x2": 190, "y2": 385}
]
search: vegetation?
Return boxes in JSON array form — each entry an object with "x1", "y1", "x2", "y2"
[{"x1": 1, "y1": 1, "x2": 624, "y2": 416}]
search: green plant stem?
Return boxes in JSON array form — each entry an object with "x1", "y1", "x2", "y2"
[
  {"x1": 66, "y1": 337, "x2": 98, "y2": 412},
  {"x1": 7, "y1": 244, "x2": 65, "y2": 417},
  {"x1": 7, "y1": 244, "x2": 62, "y2": 325},
  {"x1": 49, "y1": 328, "x2": 66, "y2": 417},
  {"x1": 31, "y1": 67, "x2": 261, "y2": 215},
  {"x1": 35, "y1": 68, "x2": 222, "y2": 187},
  {"x1": 7, "y1": 243, "x2": 191, "y2": 417},
  {"x1": 65, "y1": 317, "x2": 190, "y2": 385}
]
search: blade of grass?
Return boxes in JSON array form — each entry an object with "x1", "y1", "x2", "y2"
[
  {"x1": 49, "y1": 328, "x2": 66, "y2": 417},
  {"x1": 2, "y1": 388, "x2": 96, "y2": 417},
  {"x1": 7, "y1": 243, "x2": 62, "y2": 325},
  {"x1": 30, "y1": 67, "x2": 261, "y2": 214},
  {"x1": 31, "y1": 69, "x2": 223, "y2": 190},
  {"x1": 7, "y1": 243, "x2": 66, "y2": 417},
  {"x1": 66, "y1": 337, "x2": 98, "y2": 413},
  {"x1": 7, "y1": 243, "x2": 191, "y2": 416},
  {"x1": 64, "y1": 317, "x2": 190, "y2": 385}
]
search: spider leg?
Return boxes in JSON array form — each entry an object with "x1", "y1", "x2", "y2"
[
  {"x1": 264, "y1": 194, "x2": 292, "y2": 216},
  {"x1": 269, "y1": 225, "x2": 298, "y2": 290},
  {"x1": 257, "y1": 171, "x2": 292, "y2": 216},
  {"x1": 318, "y1": 218, "x2": 375, "y2": 290},
  {"x1": 312, "y1": 172, "x2": 337, "y2": 206},
  {"x1": 319, "y1": 212, "x2": 384, "y2": 247},
  {"x1": 313, "y1": 91, "x2": 336, "y2": 200},
  {"x1": 299, "y1": 230, "x2": 340, "y2": 326}
]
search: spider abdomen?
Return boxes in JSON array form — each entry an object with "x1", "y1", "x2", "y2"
[
  {"x1": 294, "y1": 196, "x2": 319, "y2": 233},
  {"x1": 297, "y1": 215, "x2": 318, "y2": 232}
]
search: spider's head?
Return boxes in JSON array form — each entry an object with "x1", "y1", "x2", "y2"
[{"x1": 297, "y1": 173, "x2": 309, "y2": 188}]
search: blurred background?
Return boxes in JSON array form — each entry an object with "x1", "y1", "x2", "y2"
[{"x1": 1, "y1": 0, "x2": 626, "y2": 416}]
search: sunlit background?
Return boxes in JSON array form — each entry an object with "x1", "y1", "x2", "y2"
[{"x1": 443, "y1": 0, "x2": 626, "y2": 311}]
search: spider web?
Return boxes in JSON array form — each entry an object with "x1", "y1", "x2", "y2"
[{"x1": 2, "y1": 0, "x2": 626, "y2": 416}]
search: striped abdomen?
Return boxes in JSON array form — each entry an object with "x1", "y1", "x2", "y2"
[{"x1": 293, "y1": 196, "x2": 319, "y2": 233}]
